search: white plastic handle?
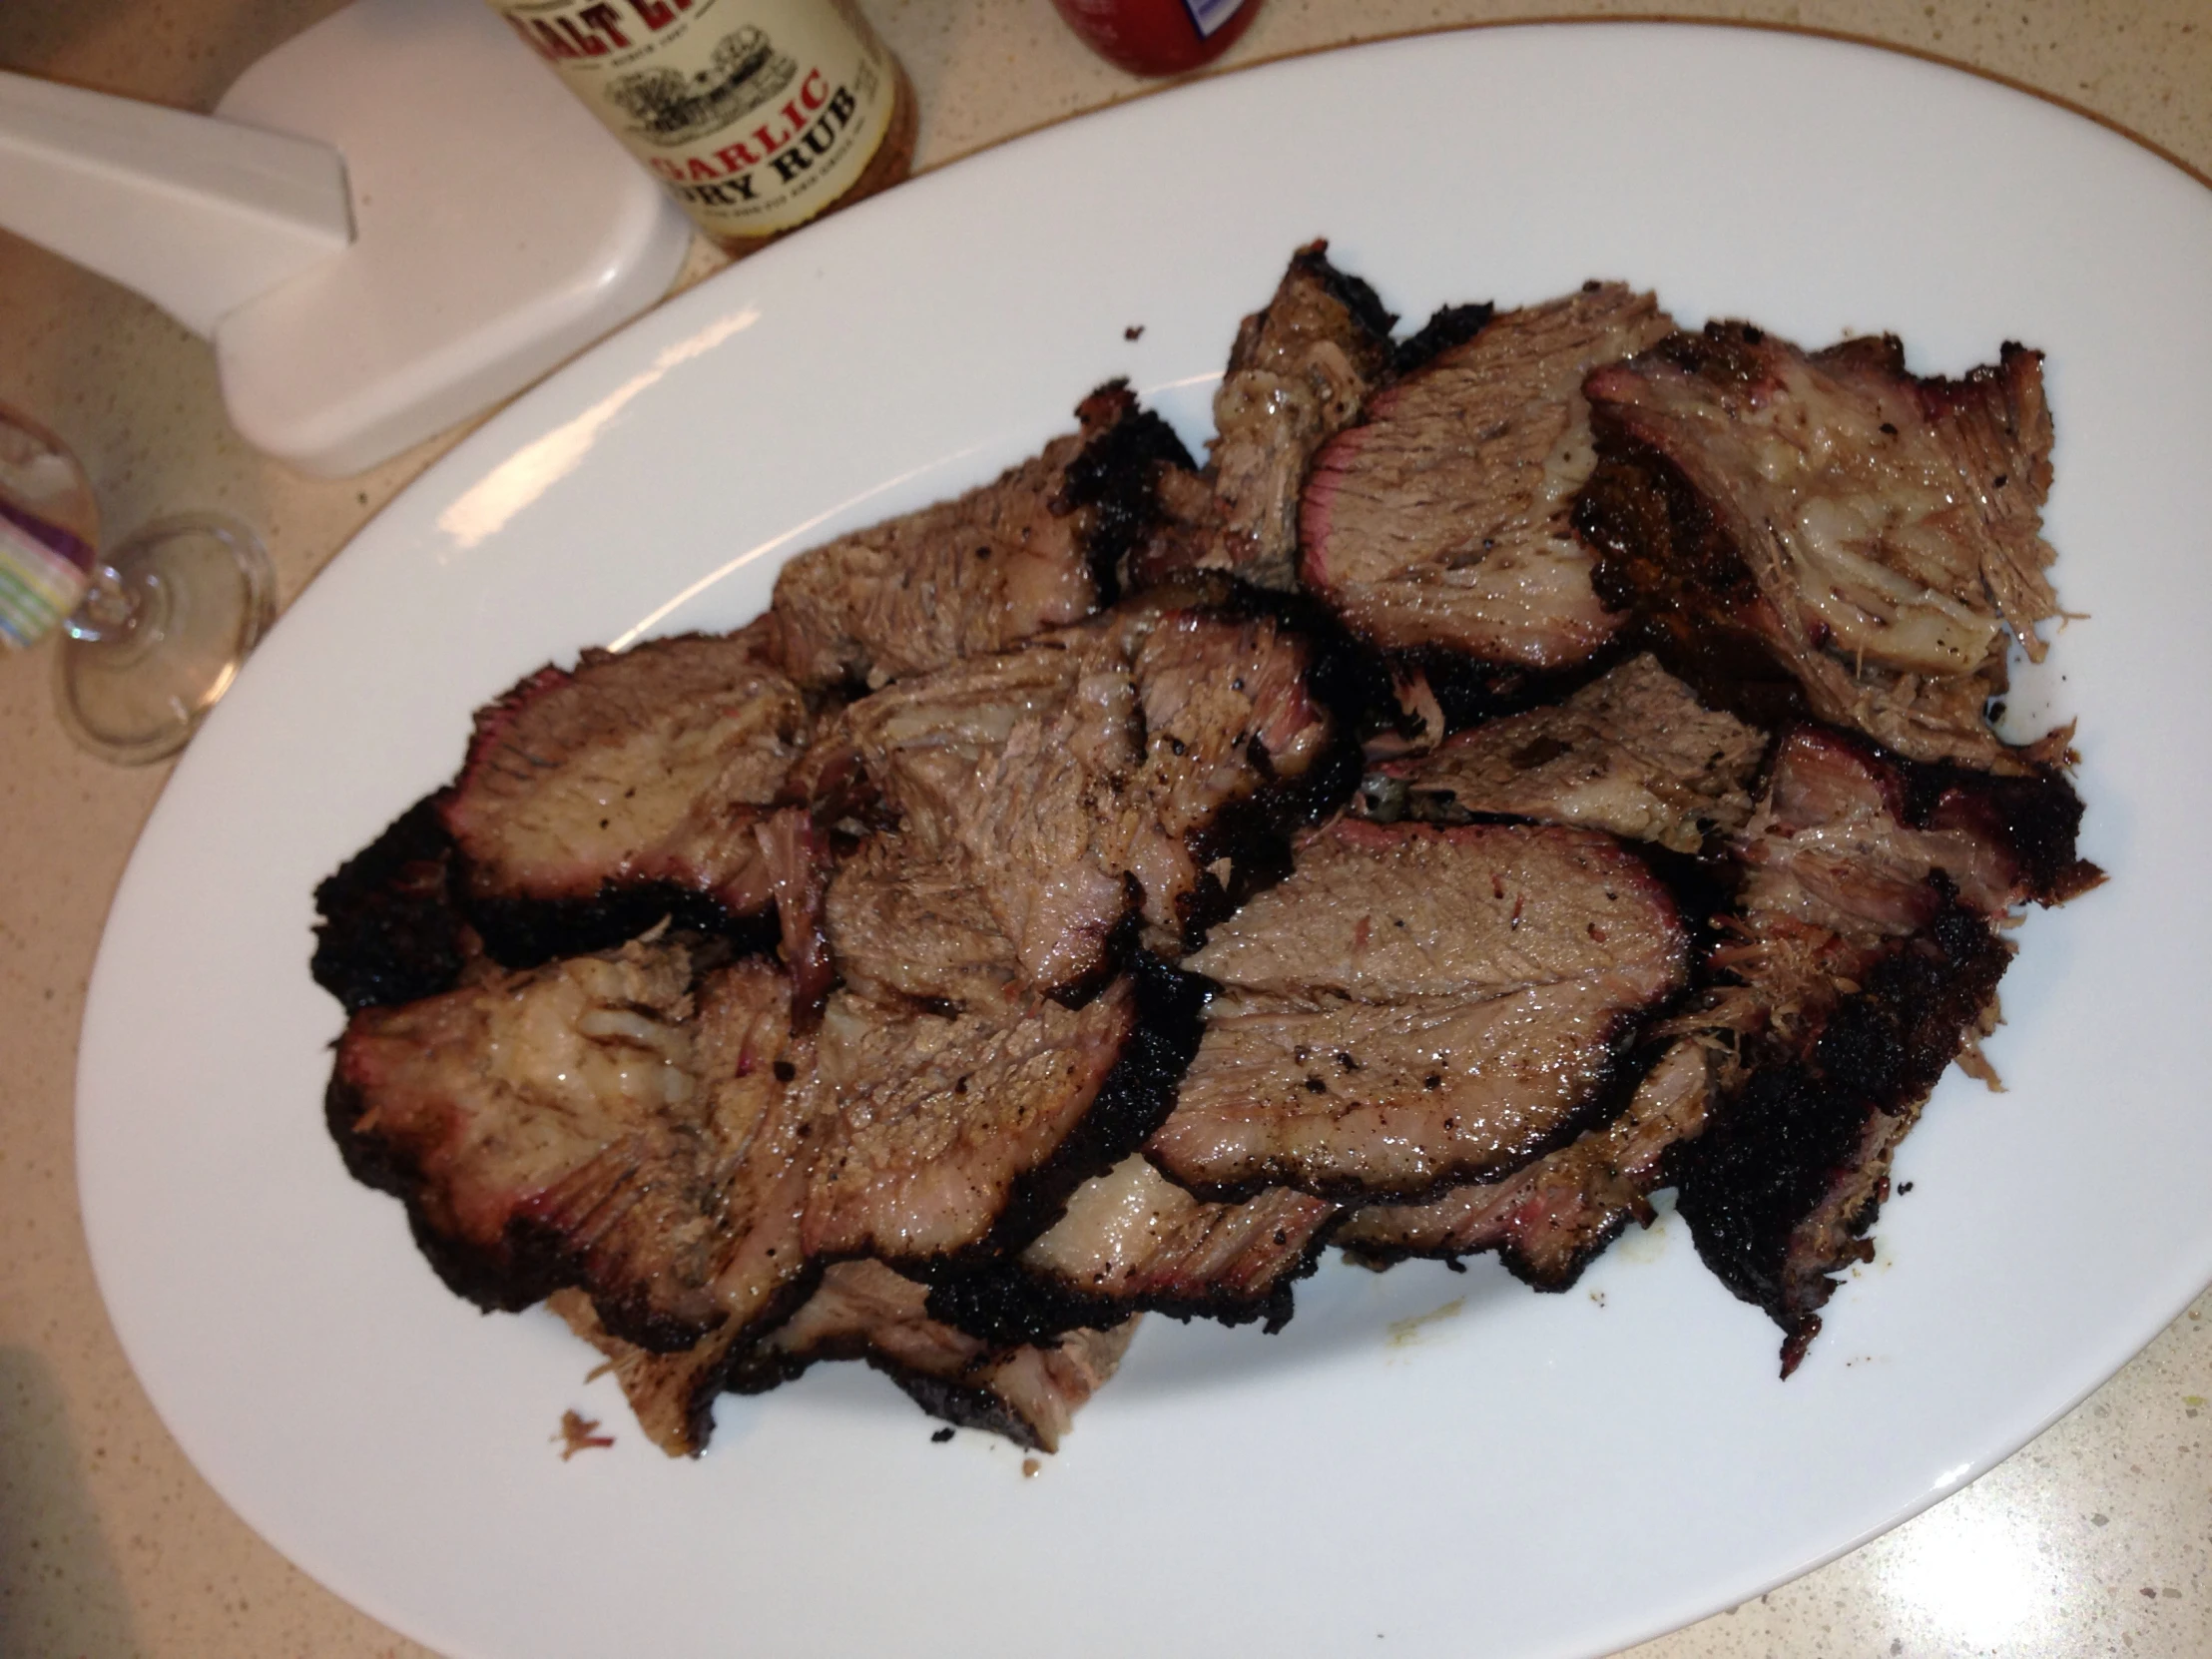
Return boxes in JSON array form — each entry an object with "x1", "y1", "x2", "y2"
[{"x1": 0, "y1": 69, "x2": 352, "y2": 338}]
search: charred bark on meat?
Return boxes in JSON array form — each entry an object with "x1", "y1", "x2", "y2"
[
  {"x1": 773, "y1": 382, "x2": 1194, "y2": 689},
  {"x1": 327, "y1": 947, "x2": 815, "y2": 1355},
  {"x1": 1575, "y1": 435, "x2": 1812, "y2": 737},
  {"x1": 461, "y1": 884, "x2": 772, "y2": 972},
  {"x1": 1673, "y1": 898, "x2": 2012, "y2": 1375},
  {"x1": 310, "y1": 795, "x2": 471, "y2": 1012},
  {"x1": 324, "y1": 1065, "x2": 558, "y2": 1313},
  {"x1": 1144, "y1": 583, "x2": 1383, "y2": 946},
  {"x1": 1300, "y1": 284, "x2": 1675, "y2": 671},
  {"x1": 1057, "y1": 380, "x2": 1200, "y2": 604},
  {"x1": 1390, "y1": 301, "x2": 1496, "y2": 377}
]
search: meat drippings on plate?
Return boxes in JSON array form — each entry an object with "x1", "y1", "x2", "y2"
[{"x1": 310, "y1": 251, "x2": 2103, "y2": 1457}]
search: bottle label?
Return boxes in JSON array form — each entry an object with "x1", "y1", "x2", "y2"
[
  {"x1": 487, "y1": 0, "x2": 896, "y2": 239},
  {"x1": 1181, "y1": 0, "x2": 1246, "y2": 37}
]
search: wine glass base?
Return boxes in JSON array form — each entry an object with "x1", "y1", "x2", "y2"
[{"x1": 57, "y1": 514, "x2": 276, "y2": 766}]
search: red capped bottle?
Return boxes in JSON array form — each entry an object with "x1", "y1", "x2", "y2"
[{"x1": 1048, "y1": 0, "x2": 1263, "y2": 77}]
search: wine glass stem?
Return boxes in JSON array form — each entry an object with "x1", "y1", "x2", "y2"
[{"x1": 63, "y1": 563, "x2": 145, "y2": 646}]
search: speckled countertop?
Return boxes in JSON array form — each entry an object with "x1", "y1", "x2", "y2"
[{"x1": 2, "y1": 3, "x2": 2207, "y2": 1655}]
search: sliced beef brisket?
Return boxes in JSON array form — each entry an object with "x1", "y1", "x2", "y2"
[
  {"x1": 1336, "y1": 1037, "x2": 1711, "y2": 1287},
  {"x1": 550, "y1": 1287, "x2": 777, "y2": 1458},
  {"x1": 824, "y1": 833, "x2": 1020, "y2": 1014},
  {"x1": 1579, "y1": 325, "x2": 2066, "y2": 770},
  {"x1": 772, "y1": 381, "x2": 1191, "y2": 690},
  {"x1": 308, "y1": 247, "x2": 2109, "y2": 1450},
  {"x1": 328, "y1": 946, "x2": 818, "y2": 1354},
  {"x1": 1676, "y1": 903, "x2": 2010, "y2": 1376},
  {"x1": 558, "y1": 1260, "x2": 1134, "y2": 1457},
  {"x1": 1670, "y1": 725, "x2": 2097, "y2": 1371},
  {"x1": 799, "y1": 983, "x2": 1135, "y2": 1265},
  {"x1": 927, "y1": 1155, "x2": 1341, "y2": 1345},
  {"x1": 814, "y1": 625, "x2": 1144, "y2": 996},
  {"x1": 1136, "y1": 241, "x2": 1397, "y2": 591},
  {"x1": 810, "y1": 593, "x2": 1340, "y2": 994},
  {"x1": 1120, "y1": 601, "x2": 1342, "y2": 947},
  {"x1": 1011, "y1": 1156, "x2": 1336, "y2": 1328},
  {"x1": 1301, "y1": 284, "x2": 1675, "y2": 669},
  {"x1": 800, "y1": 953, "x2": 1206, "y2": 1268},
  {"x1": 1361, "y1": 654, "x2": 1768, "y2": 853},
  {"x1": 730, "y1": 1259, "x2": 1136, "y2": 1453},
  {"x1": 1148, "y1": 819, "x2": 1689, "y2": 1203},
  {"x1": 754, "y1": 804, "x2": 836, "y2": 1018},
  {"x1": 1695, "y1": 725, "x2": 2097, "y2": 1045},
  {"x1": 437, "y1": 630, "x2": 810, "y2": 963}
]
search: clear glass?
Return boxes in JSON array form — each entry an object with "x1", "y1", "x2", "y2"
[{"x1": 0, "y1": 403, "x2": 274, "y2": 765}]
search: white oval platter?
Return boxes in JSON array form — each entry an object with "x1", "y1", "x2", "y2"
[{"x1": 78, "y1": 24, "x2": 2212, "y2": 1659}]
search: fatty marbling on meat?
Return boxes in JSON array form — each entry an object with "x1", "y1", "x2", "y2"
[
  {"x1": 926, "y1": 1154, "x2": 1341, "y2": 1345},
  {"x1": 731, "y1": 1259, "x2": 1135, "y2": 1453},
  {"x1": 556, "y1": 1262, "x2": 1134, "y2": 1457},
  {"x1": 328, "y1": 946, "x2": 818, "y2": 1355}
]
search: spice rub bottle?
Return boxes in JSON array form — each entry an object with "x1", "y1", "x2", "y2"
[{"x1": 486, "y1": 0, "x2": 916, "y2": 255}]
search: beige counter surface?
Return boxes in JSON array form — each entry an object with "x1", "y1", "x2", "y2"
[{"x1": 3, "y1": 2, "x2": 2208, "y2": 1654}]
